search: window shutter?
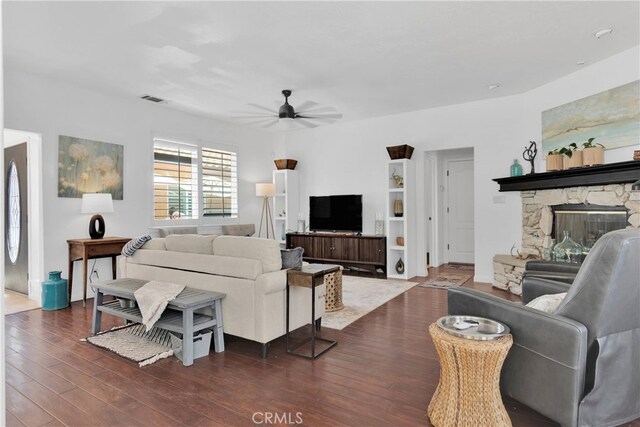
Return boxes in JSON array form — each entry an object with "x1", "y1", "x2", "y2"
[
  {"x1": 202, "y1": 147, "x2": 238, "y2": 218},
  {"x1": 153, "y1": 139, "x2": 198, "y2": 220}
]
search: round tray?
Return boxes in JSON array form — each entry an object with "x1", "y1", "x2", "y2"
[{"x1": 436, "y1": 315, "x2": 510, "y2": 340}]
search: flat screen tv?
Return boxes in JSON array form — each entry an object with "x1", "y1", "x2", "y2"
[{"x1": 309, "y1": 194, "x2": 363, "y2": 233}]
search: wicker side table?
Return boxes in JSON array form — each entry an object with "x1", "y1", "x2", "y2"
[
  {"x1": 324, "y1": 269, "x2": 344, "y2": 312},
  {"x1": 428, "y1": 323, "x2": 513, "y2": 427}
]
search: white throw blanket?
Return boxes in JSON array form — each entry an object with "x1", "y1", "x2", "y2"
[{"x1": 134, "y1": 281, "x2": 185, "y2": 332}]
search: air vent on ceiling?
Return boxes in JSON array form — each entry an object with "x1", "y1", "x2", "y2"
[{"x1": 140, "y1": 95, "x2": 167, "y2": 103}]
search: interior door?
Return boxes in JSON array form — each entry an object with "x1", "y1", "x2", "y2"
[
  {"x1": 446, "y1": 159, "x2": 474, "y2": 264},
  {"x1": 5, "y1": 142, "x2": 29, "y2": 294}
]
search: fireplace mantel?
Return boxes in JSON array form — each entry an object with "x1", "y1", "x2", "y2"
[{"x1": 493, "y1": 160, "x2": 640, "y2": 192}]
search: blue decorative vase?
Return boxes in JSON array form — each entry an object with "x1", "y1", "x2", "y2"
[
  {"x1": 42, "y1": 271, "x2": 69, "y2": 310},
  {"x1": 510, "y1": 159, "x2": 523, "y2": 177}
]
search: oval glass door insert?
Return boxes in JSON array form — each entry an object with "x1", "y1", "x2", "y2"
[{"x1": 7, "y1": 160, "x2": 20, "y2": 264}]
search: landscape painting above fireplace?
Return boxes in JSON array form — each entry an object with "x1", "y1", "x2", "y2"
[{"x1": 542, "y1": 80, "x2": 640, "y2": 153}]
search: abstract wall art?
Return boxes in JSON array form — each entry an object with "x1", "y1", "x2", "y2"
[
  {"x1": 58, "y1": 135, "x2": 124, "y2": 199},
  {"x1": 542, "y1": 80, "x2": 640, "y2": 154}
]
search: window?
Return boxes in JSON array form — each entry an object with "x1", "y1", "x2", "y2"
[
  {"x1": 153, "y1": 138, "x2": 238, "y2": 221},
  {"x1": 202, "y1": 147, "x2": 238, "y2": 218},
  {"x1": 153, "y1": 140, "x2": 198, "y2": 220}
]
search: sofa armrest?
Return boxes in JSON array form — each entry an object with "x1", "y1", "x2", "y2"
[
  {"x1": 447, "y1": 287, "x2": 587, "y2": 427},
  {"x1": 255, "y1": 269, "x2": 287, "y2": 295},
  {"x1": 521, "y1": 276, "x2": 571, "y2": 304},
  {"x1": 525, "y1": 260, "x2": 581, "y2": 274},
  {"x1": 447, "y1": 287, "x2": 586, "y2": 367}
]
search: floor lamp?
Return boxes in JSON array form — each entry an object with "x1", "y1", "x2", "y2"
[{"x1": 256, "y1": 183, "x2": 276, "y2": 239}]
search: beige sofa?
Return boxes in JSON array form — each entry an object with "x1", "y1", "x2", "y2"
[{"x1": 119, "y1": 234, "x2": 324, "y2": 356}]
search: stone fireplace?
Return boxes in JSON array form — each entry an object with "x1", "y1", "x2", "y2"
[
  {"x1": 492, "y1": 161, "x2": 640, "y2": 295},
  {"x1": 521, "y1": 183, "x2": 638, "y2": 256}
]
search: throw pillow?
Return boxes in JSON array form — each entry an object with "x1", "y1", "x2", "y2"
[
  {"x1": 525, "y1": 292, "x2": 567, "y2": 313},
  {"x1": 281, "y1": 247, "x2": 304, "y2": 269},
  {"x1": 121, "y1": 235, "x2": 152, "y2": 257}
]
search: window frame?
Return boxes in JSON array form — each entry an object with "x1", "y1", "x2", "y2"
[{"x1": 152, "y1": 137, "x2": 239, "y2": 225}]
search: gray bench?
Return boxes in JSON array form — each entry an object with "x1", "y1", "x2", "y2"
[{"x1": 91, "y1": 278, "x2": 225, "y2": 366}]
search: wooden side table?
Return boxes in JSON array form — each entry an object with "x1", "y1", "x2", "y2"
[
  {"x1": 67, "y1": 237, "x2": 131, "y2": 307},
  {"x1": 428, "y1": 323, "x2": 513, "y2": 427},
  {"x1": 286, "y1": 264, "x2": 340, "y2": 359}
]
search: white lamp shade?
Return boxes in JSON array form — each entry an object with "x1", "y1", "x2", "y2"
[
  {"x1": 81, "y1": 193, "x2": 114, "y2": 214},
  {"x1": 256, "y1": 183, "x2": 276, "y2": 197}
]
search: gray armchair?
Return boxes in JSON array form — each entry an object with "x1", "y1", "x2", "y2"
[{"x1": 448, "y1": 229, "x2": 640, "y2": 427}]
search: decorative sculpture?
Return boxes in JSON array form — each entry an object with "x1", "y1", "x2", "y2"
[
  {"x1": 391, "y1": 169, "x2": 404, "y2": 188},
  {"x1": 522, "y1": 141, "x2": 538, "y2": 174}
]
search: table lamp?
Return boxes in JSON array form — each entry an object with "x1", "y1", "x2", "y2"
[
  {"x1": 81, "y1": 193, "x2": 114, "y2": 239},
  {"x1": 256, "y1": 183, "x2": 276, "y2": 239}
]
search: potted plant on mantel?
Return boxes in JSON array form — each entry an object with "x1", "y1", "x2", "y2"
[
  {"x1": 582, "y1": 138, "x2": 605, "y2": 166},
  {"x1": 546, "y1": 149, "x2": 564, "y2": 171},
  {"x1": 560, "y1": 143, "x2": 583, "y2": 169}
]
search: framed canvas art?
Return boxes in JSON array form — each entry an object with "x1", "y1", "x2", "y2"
[
  {"x1": 58, "y1": 135, "x2": 124, "y2": 199},
  {"x1": 542, "y1": 80, "x2": 640, "y2": 154}
]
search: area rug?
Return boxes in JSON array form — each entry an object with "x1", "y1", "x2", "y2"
[
  {"x1": 83, "y1": 323, "x2": 174, "y2": 367},
  {"x1": 322, "y1": 276, "x2": 418, "y2": 330},
  {"x1": 418, "y1": 273, "x2": 472, "y2": 289}
]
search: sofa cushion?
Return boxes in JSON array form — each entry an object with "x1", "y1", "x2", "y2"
[
  {"x1": 165, "y1": 234, "x2": 217, "y2": 255},
  {"x1": 158, "y1": 226, "x2": 198, "y2": 237},
  {"x1": 142, "y1": 238, "x2": 167, "y2": 251},
  {"x1": 213, "y1": 236, "x2": 282, "y2": 272},
  {"x1": 129, "y1": 250, "x2": 263, "y2": 280}
]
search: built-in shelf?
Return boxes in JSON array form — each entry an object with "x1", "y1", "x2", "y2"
[{"x1": 493, "y1": 160, "x2": 640, "y2": 192}]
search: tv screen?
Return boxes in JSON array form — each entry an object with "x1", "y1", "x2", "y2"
[{"x1": 309, "y1": 194, "x2": 363, "y2": 232}]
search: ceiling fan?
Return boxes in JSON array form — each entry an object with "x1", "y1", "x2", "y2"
[{"x1": 234, "y1": 89, "x2": 343, "y2": 129}]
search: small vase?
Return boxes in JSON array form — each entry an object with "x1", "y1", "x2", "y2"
[
  {"x1": 583, "y1": 146, "x2": 604, "y2": 166},
  {"x1": 554, "y1": 231, "x2": 583, "y2": 263},
  {"x1": 281, "y1": 223, "x2": 286, "y2": 241},
  {"x1": 375, "y1": 220, "x2": 384, "y2": 235},
  {"x1": 546, "y1": 154, "x2": 563, "y2": 171},
  {"x1": 510, "y1": 159, "x2": 523, "y2": 177},
  {"x1": 395, "y1": 258, "x2": 405, "y2": 274},
  {"x1": 396, "y1": 236, "x2": 404, "y2": 246},
  {"x1": 42, "y1": 271, "x2": 69, "y2": 310},
  {"x1": 394, "y1": 199, "x2": 404, "y2": 217}
]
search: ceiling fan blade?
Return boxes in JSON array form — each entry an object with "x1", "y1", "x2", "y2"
[
  {"x1": 296, "y1": 113, "x2": 343, "y2": 120},
  {"x1": 294, "y1": 118, "x2": 318, "y2": 128},
  {"x1": 263, "y1": 119, "x2": 280, "y2": 128},
  {"x1": 297, "y1": 106, "x2": 337, "y2": 115},
  {"x1": 294, "y1": 100, "x2": 319, "y2": 112},
  {"x1": 232, "y1": 114, "x2": 276, "y2": 119},
  {"x1": 247, "y1": 103, "x2": 278, "y2": 114},
  {"x1": 241, "y1": 118, "x2": 279, "y2": 126}
]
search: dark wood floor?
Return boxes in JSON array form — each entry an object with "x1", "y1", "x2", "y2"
[{"x1": 4, "y1": 265, "x2": 639, "y2": 426}]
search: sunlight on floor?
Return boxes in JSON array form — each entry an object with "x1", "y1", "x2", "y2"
[{"x1": 4, "y1": 290, "x2": 40, "y2": 315}]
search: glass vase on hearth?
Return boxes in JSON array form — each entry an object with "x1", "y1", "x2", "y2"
[{"x1": 554, "y1": 231, "x2": 583, "y2": 263}]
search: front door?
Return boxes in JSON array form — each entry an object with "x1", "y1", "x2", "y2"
[
  {"x1": 446, "y1": 159, "x2": 474, "y2": 264},
  {"x1": 5, "y1": 142, "x2": 29, "y2": 294}
]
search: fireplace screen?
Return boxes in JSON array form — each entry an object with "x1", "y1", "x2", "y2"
[{"x1": 553, "y1": 205, "x2": 628, "y2": 250}]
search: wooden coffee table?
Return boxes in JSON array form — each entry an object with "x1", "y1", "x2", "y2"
[{"x1": 91, "y1": 278, "x2": 225, "y2": 366}]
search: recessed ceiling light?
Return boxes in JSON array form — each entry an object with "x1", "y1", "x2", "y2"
[
  {"x1": 594, "y1": 28, "x2": 613, "y2": 39},
  {"x1": 488, "y1": 83, "x2": 500, "y2": 90},
  {"x1": 577, "y1": 60, "x2": 586, "y2": 66}
]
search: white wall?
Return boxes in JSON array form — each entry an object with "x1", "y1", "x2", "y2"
[
  {"x1": 4, "y1": 68, "x2": 278, "y2": 302},
  {"x1": 280, "y1": 95, "x2": 525, "y2": 282},
  {"x1": 280, "y1": 46, "x2": 640, "y2": 283}
]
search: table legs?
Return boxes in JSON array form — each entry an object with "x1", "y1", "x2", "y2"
[
  {"x1": 82, "y1": 256, "x2": 89, "y2": 307},
  {"x1": 182, "y1": 308, "x2": 194, "y2": 366},
  {"x1": 68, "y1": 258, "x2": 74, "y2": 303},
  {"x1": 212, "y1": 299, "x2": 225, "y2": 353},
  {"x1": 91, "y1": 290, "x2": 103, "y2": 335}
]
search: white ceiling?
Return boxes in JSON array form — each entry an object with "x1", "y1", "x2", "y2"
[{"x1": 4, "y1": 1, "x2": 639, "y2": 128}]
